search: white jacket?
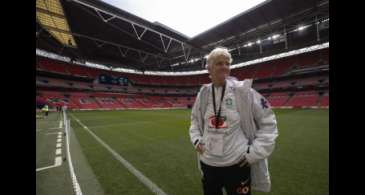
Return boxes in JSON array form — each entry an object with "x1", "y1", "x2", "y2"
[{"x1": 189, "y1": 79, "x2": 278, "y2": 192}]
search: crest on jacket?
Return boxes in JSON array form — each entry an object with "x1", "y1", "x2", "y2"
[
  {"x1": 225, "y1": 97, "x2": 233, "y2": 109},
  {"x1": 208, "y1": 116, "x2": 228, "y2": 129}
]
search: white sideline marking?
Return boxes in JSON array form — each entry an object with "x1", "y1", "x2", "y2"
[
  {"x1": 64, "y1": 112, "x2": 83, "y2": 195},
  {"x1": 36, "y1": 156, "x2": 63, "y2": 172},
  {"x1": 55, "y1": 156, "x2": 63, "y2": 166},
  {"x1": 56, "y1": 148, "x2": 62, "y2": 155},
  {"x1": 36, "y1": 164, "x2": 59, "y2": 172},
  {"x1": 46, "y1": 132, "x2": 59, "y2": 135},
  {"x1": 59, "y1": 120, "x2": 63, "y2": 128},
  {"x1": 70, "y1": 114, "x2": 167, "y2": 195},
  {"x1": 56, "y1": 143, "x2": 62, "y2": 148},
  {"x1": 57, "y1": 138, "x2": 62, "y2": 143}
]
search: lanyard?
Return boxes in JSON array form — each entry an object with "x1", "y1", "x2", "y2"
[{"x1": 212, "y1": 82, "x2": 226, "y2": 128}]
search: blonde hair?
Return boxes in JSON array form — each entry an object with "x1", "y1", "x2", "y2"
[{"x1": 206, "y1": 47, "x2": 232, "y2": 70}]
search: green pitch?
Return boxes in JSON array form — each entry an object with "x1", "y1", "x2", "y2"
[{"x1": 68, "y1": 109, "x2": 328, "y2": 195}]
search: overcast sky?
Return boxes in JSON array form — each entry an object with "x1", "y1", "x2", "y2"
[{"x1": 102, "y1": 0, "x2": 267, "y2": 38}]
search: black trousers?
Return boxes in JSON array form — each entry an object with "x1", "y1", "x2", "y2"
[{"x1": 200, "y1": 160, "x2": 251, "y2": 195}]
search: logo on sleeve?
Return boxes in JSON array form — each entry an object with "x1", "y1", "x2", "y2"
[{"x1": 260, "y1": 98, "x2": 269, "y2": 109}]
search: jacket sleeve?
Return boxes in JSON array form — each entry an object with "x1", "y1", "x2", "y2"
[
  {"x1": 245, "y1": 88, "x2": 279, "y2": 164},
  {"x1": 189, "y1": 88, "x2": 204, "y2": 148}
]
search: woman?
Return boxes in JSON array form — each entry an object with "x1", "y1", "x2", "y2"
[{"x1": 189, "y1": 47, "x2": 278, "y2": 195}]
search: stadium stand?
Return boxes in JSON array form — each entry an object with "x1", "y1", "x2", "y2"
[
  {"x1": 37, "y1": 47, "x2": 328, "y2": 109},
  {"x1": 285, "y1": 91, "x2": 320, "y2": 108},
  {"x1": 266, "y1": 92, "x2": 290, "y2": 107},
  {"x1": 36, "y1": 48, "x2": 328, "y2": 86}
]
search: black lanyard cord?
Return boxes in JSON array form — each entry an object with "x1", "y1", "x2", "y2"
[{"x1": 212, "y1": 82, "x2": 226, "y2": 128}]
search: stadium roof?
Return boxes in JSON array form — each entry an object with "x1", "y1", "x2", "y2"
[
  {"x1": 189, "y1": 0, "x2": 328, "y2": 47},
  {"x1": 101, "y1": 0, "x2": 269, "y2": 38},
  {"x1": 36, "y1": 0, "x2": 329, "y2": 72},
  {"x1": 36, "y1": 0, "x2": 77, "y2": 48}
]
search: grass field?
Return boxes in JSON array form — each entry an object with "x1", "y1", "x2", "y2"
[
  {"x1": 36, "y1": 112, "x2": 75, "y2": 195},
  {"x1": 64, "y1": 109, "x2": 328, "y2": 195}
]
